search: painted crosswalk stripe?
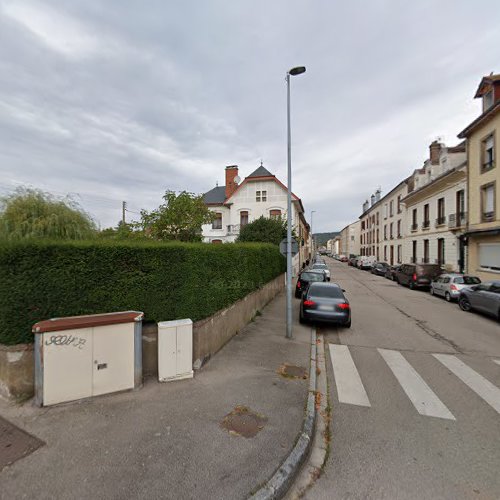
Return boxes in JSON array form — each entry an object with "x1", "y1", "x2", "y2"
[
  {"x1": 329, "y1": 344, "x2": 370, "y2": 407},
  {"x1": 493, "y1": 359, "x2": 500, "y2": 366},
  {"x1": 378, "y1": 349, "x2": 455, "y2": 420},
  {"x1": 433, "y1": 354, "x2": 500, "y2": 415}
]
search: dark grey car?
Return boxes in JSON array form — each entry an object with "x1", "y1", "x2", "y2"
[
  {"x1": 458, "y1": 281, "x2": 500, "y2": 321},
  {"x1": 299, "y1": 282, "x2": 351, "y2": 327}
]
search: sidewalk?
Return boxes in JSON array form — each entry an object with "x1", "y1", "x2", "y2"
[{"x1": 0, "y1": 291, "x2": 311, "y2": 500}]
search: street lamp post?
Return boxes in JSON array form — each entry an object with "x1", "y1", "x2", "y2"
[
  {"x1": 286, "y1": 66, "x2": 306, "y2": 339},
  {"x1": 311, "y1": 210, "x2": 316, "y2": 256}
]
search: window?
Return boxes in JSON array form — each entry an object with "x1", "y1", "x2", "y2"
[
  {"x1": 412, "y1": 241, "x2": 417, "y2": 263},
  {"x1": 240, "y1": 211, "x2": 249, "y2": 226},
  {"x1": 384, "y1": 246, "x2": 387, "y2": 261},
  {"x1": 389, "y1": 200, "x2": 394, "y2": 217},
  {"x1": 437, "y1": 198, "x2": 446, "y2": 225},
  {"x1": 384, "y1": 225, "x2": 387, "y2": 240},
  {"x1": 481, "y1": 183, "x2": 495, "y2": 221},
  {"x1": 397, "y1": 245, "x2": 402, "y2": 264},
  {"x1": 481, "y1": 134, "x2": 495, "y2": 172},
  {"x1": 478, "y1": 243, "x2": 500, "y2": 271},
  {"x1": 262, "y1": 190, "x2": 267, "y2": 202},
  {"x1": 256, "y1": 190, "x2": 261, "y2": 202},
  {"x1": 212, "y1": 212, "x2": 222, "y2": 229},
  {"x1": 390, "y1": 223, "x2": 393, "y2": 239},
  {"x1": 423, "y1": 239, "x2": 429, "y2": 263},
  {"x1": 211, "y1": 239, "x2": 222, "y2": 244},
  {"x1": 437, "y1": 238, "x2": 445, "y2": 266},
  {"x1": 376, "y1": 212, "x2": 379, "y2": 225},
  {"x1": 412, "y1": 208, "x2": 418, "y2": 230},
  {"x1": 423, "y1": 204, "x2": 430, "y2": 228},
  {"x1": 397, "y1": 220, "x2": 401, "y2": 238},
  {"x1": 397, "y1": 195, "x2": 402, "y2": 214},
  {"x1": 384, "y1": 204, "x2": 388, "y2": 219},
  {"x1": 351, "y1": 235, "x2": 355, "y2": 241},
  {"x1": 483, "y1": 90, "x2": 494, "y2": 111},
  {"x1": 270, "y1": 209, "x2": 281, "y2": 219}
]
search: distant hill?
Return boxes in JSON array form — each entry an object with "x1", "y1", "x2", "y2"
[{"x1": 313, "y1": 232, "x2": 340, "y2": 245}]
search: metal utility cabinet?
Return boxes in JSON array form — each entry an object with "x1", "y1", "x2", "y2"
[
  {"x1": 33, "y1": 311, "x2": 144, "y2": 406},
  {"x1": 158, "y1": 319, "x2": 193, "y2": 382}
]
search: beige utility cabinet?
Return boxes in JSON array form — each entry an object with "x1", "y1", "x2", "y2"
[
  {"x1": 158, "y1": 319, "x2": 193, "y2": 382},
  {"x1": 33, "y1": 311, "x2": 144, "y2": 406}
]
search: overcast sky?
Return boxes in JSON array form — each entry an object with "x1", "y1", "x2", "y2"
[{"x1": 1, "y1": 0, "x2": 499, "y2": 232}]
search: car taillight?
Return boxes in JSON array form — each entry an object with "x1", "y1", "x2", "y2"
[
  {"x1": 297, "y1": 281, "x2": 301, "y2": 288},
  {"x1": 412, "y1": 273, "x2": 417, "y2": 281},
  {"x1": 450, "y1": 284, "x2": 458, "y2": 291},
  {"x1": 338, "y1": 303, "x2": 350, "y2": 310},
  {"x1": 303, "y1": 300, "x2": 315, "y2": 306}
]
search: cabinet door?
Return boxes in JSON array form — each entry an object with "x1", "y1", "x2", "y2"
[
  {"x1": 43, "y1": 328, "x2": 93, "y2": 405},
  {"x1": 176, "y1": 324, "x2": 193, "y2": 376},
  {"x1": 158, "y1": 326, "x2": 177, "y2": 380},
  {"x1": 92, "y1": 323, "x2": 135, "y2": 396}
]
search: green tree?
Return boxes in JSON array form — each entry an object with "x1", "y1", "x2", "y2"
[
  {"x1": 137, "y1": 190, "x2": 214, "y2": 242},
  {"x1": 99, "y1": 220, "x2": 146, "y2": 240},
  {"x1": 236, "y1": 216, "x2": 292, "y2": 245},
  {"x1": 0, "y1": 188, "x2": 96, "y2": 240}
]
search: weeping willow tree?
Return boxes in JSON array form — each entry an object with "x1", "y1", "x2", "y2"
[{"x1": 0, "y1": 188, "x2": 97, "y2": 240}]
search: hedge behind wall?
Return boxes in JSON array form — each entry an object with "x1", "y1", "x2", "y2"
[{"x1": 0, "y1": 240, "x2": 285, "y2": 345}]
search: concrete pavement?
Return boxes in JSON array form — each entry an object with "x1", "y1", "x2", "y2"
[
  {"x1": 0, "y1": 291, "x2": 312, "y2": 500},
  {"x1": 308, "y1": 258, "x2": 500, "y2": 500}
]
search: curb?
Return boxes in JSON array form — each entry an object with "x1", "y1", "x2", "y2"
[{"x1": 250, "y1": 328, "x2": 317, "y2": 500}]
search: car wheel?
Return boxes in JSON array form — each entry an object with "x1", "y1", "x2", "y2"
[
  {"x1": 299, "y1": 309, "x2": 306, "y2": 324},
  {"x1": 458, "y1": 297, "x2": 471, "y2": 312},
  {"x1": 409, "y1": 281, "x2": 415, "y2": 290},
  {"x1": 430, "y1": 287, "x2": 434, "y2": 296},
  {"x1": 345, "y1": 318, "x2": 351, "y2": 328},
  {"x1": 445, "y1": 292, "x2": 451, "y2": 302}
]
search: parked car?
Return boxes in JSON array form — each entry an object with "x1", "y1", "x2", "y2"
[
  {"x1": 385, "y1": 265, "x2": 401, "y2": 281},
  {"x1": 358, "y1": 256, "x2": 376, "y2": 270},
  {"x1": 371, "y1": 262, "x2": 390, "y2": 276},
  {"x1": 295, "y1": 270, "x2": 327, "y2": 298},
  {"x1": 311, "y1": 262, "x2": 331, "y2": 281},
  {"x1": 395, "y1": 264, "x2": 443, "y2": 290},
  {"x1": 458, "y1": 281, "x2": 500, "y2": 321},
  {"x1": 299, "y1": 282, "x2": 351, "y2": 327},
  {"x1": 348, "y1": 257, "x2": 358, "y2": 267},
  {"x1": 339, "y1": 255, "x2": 348, "y2": 262},
  {"x1": 430, "y1": 274, "x2": 481, "y2": 302}
]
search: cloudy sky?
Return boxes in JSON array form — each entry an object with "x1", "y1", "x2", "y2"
[{"x1": 1, "y1": 0, "x2": 499, "y2": 231}]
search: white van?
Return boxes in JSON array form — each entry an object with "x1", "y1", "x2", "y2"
[{"x1": 358, "y1": 256, "x2": 376, "y2": 270}]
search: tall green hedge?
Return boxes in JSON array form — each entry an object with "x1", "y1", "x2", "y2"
[{"x1": 0, "y1": 240, "x2": 285, "y2": 345}]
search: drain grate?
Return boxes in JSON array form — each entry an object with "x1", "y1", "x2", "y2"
[
  {"x1": 278, "y1": 363, "x2": 308, "y2": 379},
  {"x1": 221, "y1": 406, "x2": 267, "y2": 438},
  {"x1": 0, "y1": 416, "x2": 44, "y2": 471}
]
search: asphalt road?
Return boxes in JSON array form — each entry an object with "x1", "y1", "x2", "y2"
[{"x1": 306, "y1": 258, "x2": 500, "y2": 500}]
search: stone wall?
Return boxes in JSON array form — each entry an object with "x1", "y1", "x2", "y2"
[{"x1": 0, "y1": 274, "x2": 285, "y2": 400}]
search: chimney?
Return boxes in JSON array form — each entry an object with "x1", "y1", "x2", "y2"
[
  {"x1": 225, "y1": 165, "x2": 239, "y2": 199},
  {"x1": 370, "y1": 194, "x2": 376, "y2": 206},
  {"x1": 429, "y1": 141, "x2": 442, "y2": 165},
  {"x1": 375, "y1": 188, "x2": 381, "y2": 202}
]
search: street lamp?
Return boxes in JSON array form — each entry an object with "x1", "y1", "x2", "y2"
[
  {"x1": 310, "y1": 210, "x2": 316, "y2": 256},
  {"x1": 286, "y1": 65, "x2": 306, "y2": 339}
]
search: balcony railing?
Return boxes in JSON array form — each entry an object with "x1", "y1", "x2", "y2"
[
  {"x1": 448, "y1": 212, "x2": 467, "y2": 229},
  {"x1": 410, "y1": 223, "x2": 418, "y2": 232},
  {"x1": 422, "y1": 220, "x2": 430, "y2": 229},
  {"x1": 435, "y1": 216, "x2": 446, "y2": 227},
  {"x1": 227, "y1": 224, "x2": 241, "y2": 234}
]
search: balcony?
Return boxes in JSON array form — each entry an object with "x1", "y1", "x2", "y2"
[
  {"x1": 435, "y1": 216, "x2": 446, "y2": 228},
  {"x1": 227, "y1": 224, "x2": 241, "y2": 234},
  {"x1": 422, "y1": 220, "x2": 430, "y2": 230},
  {"x1": 448, "y1": 212, "x2": 467, "y2": 229},
  {"x1": 410, "y1": 223, "x2": 418, "y2": 232}
]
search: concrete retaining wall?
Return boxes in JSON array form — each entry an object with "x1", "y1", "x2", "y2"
[{"x1": 0, "y1": 273, "x2": 285, "y2": 400}]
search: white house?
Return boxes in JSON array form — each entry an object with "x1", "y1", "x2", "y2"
[{"x1": 202, "y1": 164, "x2": 311, "y2": 265}]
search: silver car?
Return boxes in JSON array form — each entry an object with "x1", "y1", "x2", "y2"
[
  {"x1": 430, "y1": 274, "x2": 481, "y2": 302},
  {"x1": 458, "y1": 281, "x2": 500, "y2": 321}
]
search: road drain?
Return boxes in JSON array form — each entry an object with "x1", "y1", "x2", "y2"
[
  {"x1": 278, "y1": 363, "x2": 308, "y2": 379},
  {"x1": 221, "y1": 406, "x2": 267, "y2": 438}
]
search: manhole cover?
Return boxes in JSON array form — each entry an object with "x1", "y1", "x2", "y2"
[
  {"x1": 0, "y1": 416, "x2": 44, "y2": 471},
  {"x1": 221, "y1": 406, "x2": 267, "y2": 438},
  {"x1": 278, "y1": 363, "x2": 308, "y2": 379}
]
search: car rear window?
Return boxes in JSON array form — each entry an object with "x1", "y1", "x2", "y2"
[
  {"x1": 415, "y1": 265, "x2": 441, "y2": 274},
  {"x1": 309, "y1": 285, "x2": 344, "y2": 298},
  {"x1": 312, "y1": 264, "x2": 327, "y2": 269},
  {"x1": 301, "y1": 272, "x2": 324, "y2": 282},
  {"x1": 454, "y1": 276, "x2": 481, "y2": 285}
]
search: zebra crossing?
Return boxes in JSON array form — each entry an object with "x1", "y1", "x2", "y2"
[{"x1": 329, "y1": 344, "x2": 500, "y2": 420}]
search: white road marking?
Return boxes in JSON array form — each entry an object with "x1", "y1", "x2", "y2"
[
  {"x1": 493, "y1": 359, "x2": 500, "y2": 366},
  {"x1": 378, "y1": 349, "x2": 455, "y2": 420},
  {"x1": 329, "y1": 344, "x2": 370, "y2": 407},
  {"x1": 433, "y1": 354, "x2": 500, "y2": 415}
]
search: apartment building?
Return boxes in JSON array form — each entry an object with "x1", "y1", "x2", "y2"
[
  {"x1": 401, "y1": 141, "x2": 467, "y2": 271},
  {"x1": 458, "y1": 73, "x2": 500, "y2": 281},
  {"x1": 340, "y1": 220, "x2": 361, "y2": 257},
  {"x1": 380, "y1": 179, "x2": 409, "y2": 266},
  {"x1": 359, "y1": 189, "x2": 382, "y2": 259}
]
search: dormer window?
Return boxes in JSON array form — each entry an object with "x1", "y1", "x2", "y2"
[{"x1": 483, "y1": 90, "x2": 494, "y2": 111}]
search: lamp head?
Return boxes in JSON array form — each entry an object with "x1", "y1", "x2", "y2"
[{"x1": 288, "y1": 66, "x2": 306, "y2": 76}]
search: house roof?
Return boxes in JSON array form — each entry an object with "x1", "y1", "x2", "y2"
[
  {"x1": 247, "y1": 165, "x2": 274, "y2": 178},
  {"x1": 202, "y1": 185, "x2": 226, "y2": 205},
  {"x1": 474, "y1": 73, "x2": 500, "y2": 98},
  {"x1": 458, "y1": 99, "x2": 500, "y2": 138}
]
